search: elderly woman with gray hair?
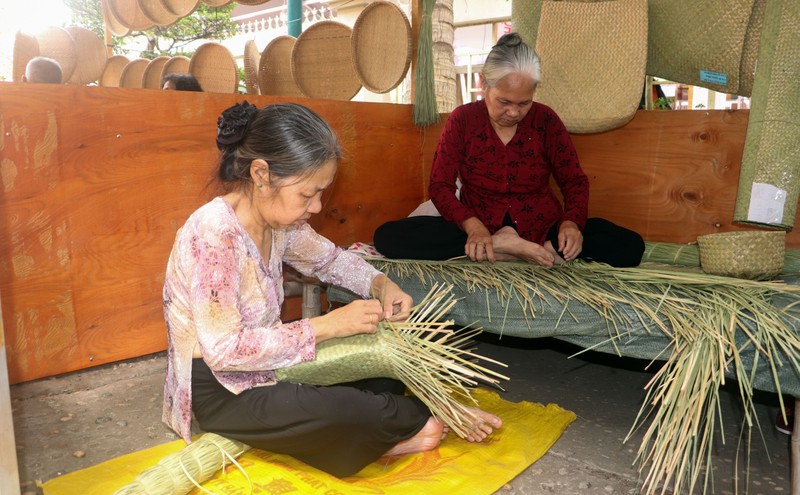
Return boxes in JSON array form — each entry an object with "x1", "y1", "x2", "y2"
[{"x1": 375, "y1": 33, "x2": 644, "y2": 268}]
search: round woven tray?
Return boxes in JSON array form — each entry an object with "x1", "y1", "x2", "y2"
[
  {"x1": 99, "y1": 55, "x2": 130, "y2": 87},
  {"x1": 161, "y1": 55, "x2": 191, "y2": 77},
  {"x1": 243, "y1": 39, "x2": 260, "y2": 95},
  {"x1": 189, "y1": 42, "x2": 238, "y2": 93},
  {"x1": 118, "y1": 58, "x2": 150, "y2": 88},
  {"x1": 160, "y1": 0, "x2": 200, "y2": 17},
  {"x1": 202, "y1": 0, "x2": 232, "y2": 6},
  {"x1": 697, "y1": 230, "x2": 786, "y2": 280},
  {"x1": 258, "y1": 35, "x2": 304, "y2": 97},
  {"x1": 108, "y1": 0, "x2": 156, "y2": 31},
  {"x1": 236, "y1": 0, "x2": 269, "y2": 5},
  {"x1": 138, "y1": 0, "x2": 180, "y2": 26},
  {"x1": 292, "y1": 21, "x2": 362, "y2": 100},
  {"x1": 65, "y1": 26, "x2": 108, "y2": 85},
  {"x1": 351, "y1": 0, "x2": 411, "y2": 93},
  {"x1": 142, "y1": 55, "x2": 171, "y2": 89},
  {"x1": 102, "y1": 0, "x2": 132, "y2": 36},
  {"x1": 12, "y1": 32, "x2": 40, "y2": 83},
  {"x1": 35, "y1": 27, "x2": 77, "y2": 83}
]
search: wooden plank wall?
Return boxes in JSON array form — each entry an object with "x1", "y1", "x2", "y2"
[{"x1": 0, "y1": 85, "x2": 797, "y2": 384}]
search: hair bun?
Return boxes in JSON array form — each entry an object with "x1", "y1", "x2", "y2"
[{"x1": 216, "y1": 101, "x2": 259, "y2": 149}]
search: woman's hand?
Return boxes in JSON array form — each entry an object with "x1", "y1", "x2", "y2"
[
  {"x1": 371, "y1": 274, "x2": 413, "y2": 321},
  {"x1": 558, "y1": 221, "x2": 583, "y2": 261},
  {"x1": 462, "y1": 217, "x2": 496, "y2": 263},
  {"x1": 310, "y1": 299, "x2": 383, "y2": 342}
]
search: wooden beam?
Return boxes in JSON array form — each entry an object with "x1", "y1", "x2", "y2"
[{"x1": 0, "y1": 292, "x2": 21, "y2": 495}]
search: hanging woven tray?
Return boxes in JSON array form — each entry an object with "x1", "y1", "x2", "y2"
[
  {"x1": 100, "y1": 55, "x2": 130, "y2": 87},
  {"x1": 138, "y1": 0, "x2": 181, "y2": 26},
  {"x1": 142, "y1": 55, "x2": 171, "y2": 89},
  {"x1": 258, "y1": 35, "x2": 304, "y2": 97},
  {"x1": 160, "y1": 0, "x2": 200, "y2": 17},
  {"x1": 292, "y1": 21, "x2": 362, "y2": 100},
  {"x1": 102, "y1": 0, "x2": 132, "y2": 36},
  {"x1": 351, "y1": 0, "x2": 412, "y2": 93},
  {"x1": 35, "y1": 27, "x2": 78, "y2": 83},
  {"x1": 189, "y1": 42, "x2": 238, "y2": 93},
  {"x1": 202, "y1": 0, "x2": 232, "y2": 6},
  {"x1": 161, "y1": 55, "x2": 191, "y2": 77},
  {"x1": 119, "y1": 58, "x2": 150, "y2": 88},
  {"x1": 108, "y1": 0, "x2": 156, "y2": 32},
  {"x1": 12, "y1": 32, "x2": 40, "y2": 83},
  {"x1": 65, "y1": 26, "x2": 108, "y2": 85},
  {"x1": 243, "y1": 39, "x2": 260, "y2": 94}
]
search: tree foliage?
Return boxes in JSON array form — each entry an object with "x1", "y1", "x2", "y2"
[{"x1": 63, "y1": 0, "x2": 238, "y2": 58}]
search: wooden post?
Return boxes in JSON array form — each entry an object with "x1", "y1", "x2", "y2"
[{"x1": 0, "y1": 292, "x2": 21, "y2": 495}]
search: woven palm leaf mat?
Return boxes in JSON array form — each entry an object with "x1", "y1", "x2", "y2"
[{"x1": 41, "y1": 388, "x2": 575, "y2": 495}]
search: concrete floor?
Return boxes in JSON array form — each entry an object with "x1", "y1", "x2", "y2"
[{"x1": 10, "y1": 335, "x2": 794, "y2": 495}]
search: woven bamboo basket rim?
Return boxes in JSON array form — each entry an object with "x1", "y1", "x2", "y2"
[
  {"x1": 65, "y1": 26, "x2": 108, "y2": 85},
  {"x1": 243, "y1": 39, "x2": 260, "y2": 95},
  {"x1": 12, "y1": 32, "x2": 40, "y2": 83},
  {"x1": 108, "y1": 0, "x2": 156, "y2": 31},
  {"x1": 533, "y1": 0, "x2": 648, "y2": 134},
  {"x1": 189, "y1": 42, "x2": 238, "y2": 94},
  {"x1": 202, "y1": 0, "x2": 232, "y2": 6},
  {"x1": 258, "y1": 35, "x2": 304, "y2": 97},
  {"x1": 235, "y1": 0, "x2": 270, "y2": 5},
  {"x1": 102, "y1": 0, "x2": 133, "y2": 36},
  {"x1": 35, "y1": 26, "x2": 78, "y2": 83},
  {"x1": 142, "y1": 56, "x2": 171, "y2": 89},
  {"x1": 119, "y1": 58, "x2": 150, "y2": 88},
  {"x1": 99, "y1": 55, "x2": 130, "y2": 87},
  {"x1": 160, "y1": 0, "x2": 200, "y2": 17},
  {"x1": 697, "y1": 230, "x2": 785, "y2": 280},
  {"x1": 351, "y1": 0, "x2": 411, "y2": 93},
  {"x1": 161, "y1": 55, "x2": 191, "y2": 77},
  {"x1": 138, "y1": 0, "x2": 181, "y2": 26},
  {"x1": 292, "y1": 21, "x2": 362, "y2": 100}
]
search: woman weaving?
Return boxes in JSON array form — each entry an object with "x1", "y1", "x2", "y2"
[
  {"x1": 375, "y1": 33, "x2": 644, "y2": 268},
  {"x1": 161, "y1": 101, "x2": 501, "y2": 477}
]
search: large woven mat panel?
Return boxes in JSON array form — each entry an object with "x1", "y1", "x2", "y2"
[{"x1": 517, "y1": 0, "x2": 648, "y2": 134}]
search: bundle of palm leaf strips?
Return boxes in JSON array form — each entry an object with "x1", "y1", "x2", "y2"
[
  {"x1": 363, "y1": 257, "x2": 800, "y2": 495},
  {"x1": 113, "y1": 284, "x2": 507, "y2": 495}
]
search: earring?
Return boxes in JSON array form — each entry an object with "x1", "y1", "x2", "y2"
[{"x1": 257, "y1": 183, "x2": 263, "y2": 188}]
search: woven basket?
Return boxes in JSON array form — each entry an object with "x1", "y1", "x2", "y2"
[
  {"x1": 118, "y1": 58, "x2": 149, "y2": 88},
  {"x1": 189, "y1": 42, "x2": 239, "y2": 93},
  {"x1": 161, "y1": 55, "x2": 191, "y2": 77},
  {"x1": 35, "y1": 27, "x2": 78, "y2": 83},
  {"x1": 243, "y1": 39, "x2": 260, "y2": 95},
  {"x1": 108, "y1": 0, "x2": 156, "y2": 31},
  {"x1": 142, "y1": 55, "x2": 171, "y2": 89},
  {"x1": 102, "y1": 0, "x2": 132, "y2": 36},
  {"x1": 351, "y1": 0, "x2": 412, "y2": 94},
  {"x1": 292, "y1": 21, "x2": 362, "y2": 100},
  {"x1": 697, "y1": 231, "x2": 785, "y2": 280},
  {"x1": 138, "y1": 0, "x2": 181, "y2": 26},
  {"x1": 533, "y1": 0, "x2": 648, "y2": 134},
  {"x1": 258, "y1": 35, "x2": 304, "y2": 97},
  {"x1": 99, "y1": 55, "x2": 130, "y2": 87},
  {"x1": 65, "y1": 26, "x2": 108, "y2": 85},
  {"x1": 202, "y1": 0, "x2": 232, "y2": 6},
  {"x1": 160, "y1": 0, "x2": 200, "y2": 17},
  {"x1": 12, "y1": 32, "x2": 40, "y2": 83}
]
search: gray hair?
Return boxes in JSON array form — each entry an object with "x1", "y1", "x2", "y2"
[
  {"x1": 24, "y1": 57, "x2": 62, "y2": 84},
  {"x1": 481, "y1": 33, "x2": 541, "y2": 89},
  {"x1": 217, "y1": 103, "x2": 341, "y2": 187}
]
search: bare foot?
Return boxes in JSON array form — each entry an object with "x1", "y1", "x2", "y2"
[
  {"x1": 491, "y1": 226, "x2": 556, "y2": 266},
  {"x1": 543, "y1": 240, "x2": 566, "y2": 265},
  {"x1": 460, "y1": 406, "x2": 503, "y2": 443},
  {"x1": 382, "y1": 417, "x2": 445, "y2": 457}
]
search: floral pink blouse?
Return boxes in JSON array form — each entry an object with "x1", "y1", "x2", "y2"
[{"x1": 162, "y1": 197, "x2": 381, "y2": 443}]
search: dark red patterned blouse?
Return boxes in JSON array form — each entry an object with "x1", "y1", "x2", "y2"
[{"x1": 429, "y1": 99, "x2": 590, "y2": 245}]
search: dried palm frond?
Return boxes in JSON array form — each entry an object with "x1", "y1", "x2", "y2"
[
  {"x1": 363, "y1": 258, "x2": 800, "y2": 495},
  {"x1": 277, "y1": 283, "x2": 509, "y2": 438}
]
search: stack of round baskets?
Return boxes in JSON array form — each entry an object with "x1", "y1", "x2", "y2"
[{"x1": 697, "y1": 230, "x2": 785, "y2": 280}]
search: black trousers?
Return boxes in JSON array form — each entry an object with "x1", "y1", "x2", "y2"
[
  {"x1": 191, "y1": 358, "x2": 430, "y2": 477},
  {"x1": 374, "y1": 216, "x2": 645, "y2": 268}
]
